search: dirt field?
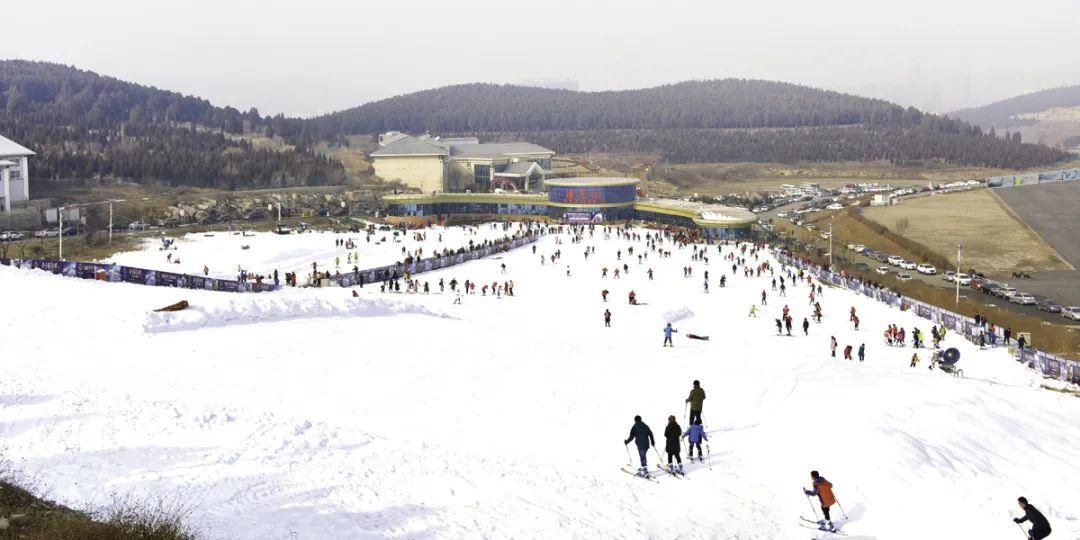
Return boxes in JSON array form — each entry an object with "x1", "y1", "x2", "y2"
[
  {"x1": 653, "y1": 161, "x2": 1010, "y2": 195},
  {"x1": 862, "y1": 189, "x2": 1072, "y2": 275}
]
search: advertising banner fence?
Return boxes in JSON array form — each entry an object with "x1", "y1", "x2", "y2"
[
  {"x1": 774, "y1": 250, "x2": 1080, "y2": 384},
  {"x1": 329, "y1": 234, "x2": 539, "y2": 288},
  {"x1": 0, "y1": 258, "x2": 277, "y2": 293}
]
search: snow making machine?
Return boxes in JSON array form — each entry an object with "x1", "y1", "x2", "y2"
[{"x1": 932, "y1": 347, "x2": 962, "y2": 377}]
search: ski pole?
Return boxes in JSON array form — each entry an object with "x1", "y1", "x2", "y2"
[
  {"x1": 705, "y1": 442, "x2": 712, "y2": 470},
  {"x1": 1015, "y1": 522, "x2": 1028, "y2": 538},
  {"x1": 653, "y1": 445, "x2": 665, "y2": 470},
  {"x1": 624, "y1": 443, "x2": 632, "y2": 467},
  {"x1": 684, "y1": 402, "x2": 688, "y2": 421},
  {"x1": 835, "y1": 497, "x2": 848, "y2": 520},
  {"x1": 805, "y1": 492, "x2": 820, "y2": 521}
]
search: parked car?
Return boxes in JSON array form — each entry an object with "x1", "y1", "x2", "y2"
[
  {"x1": 954, "y1": 273, "x2": 971, "y2": 286},
  {"x1": 1062, "y1": 307, "x2": 1080, "y2": 321},
  {"x1": 1038, "y1": 300, "x2": 1062, "y2": 313},
  {"x1": 899, "y1": 260, "x2": 917, "y2": 270},
  {"x1": 998, "y1": 287, "x2": 1019, "y2": 299},
  {"x1": 820, "y1": 232, "x2": 831, "y2": 239},
  {"x1": 887, "y1": 255, "x2": 904, "y2": 266},
  {"x1": 897, "y1": 273, "x2": 914, "y2": 281},
  {"x1": 942, "y1": 270, "x2": 955, "y2": 282},
  {"x1": 982, "y1": 283, "x2": 1000, "y2": 296},
  {"x1": 916, "y1": 263, "x2": 937, "y2": 275},
  {"x1": 872, "y1": 252, "x2": 890, "y2": 263},
  {"x1": 1010, "y1": 293, "x2": 1037, "y2": 305},
  {"x1": 875, "y1": 266, "x2": 890, "y2": 275},
  {"x1": 33, "y1": 229, "x2": 60, "y2": 238},
  {"x1": 0, "y1": 231, "x2": 25, "y2": 241}
]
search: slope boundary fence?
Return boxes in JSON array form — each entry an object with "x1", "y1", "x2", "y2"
[{"x1": 774, "y1": 250, "x2": 1080, "y2": 385}]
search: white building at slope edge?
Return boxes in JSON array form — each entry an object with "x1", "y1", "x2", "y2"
[{"x1": 0, "y1": 134, "x2": 34, "y2": 213}]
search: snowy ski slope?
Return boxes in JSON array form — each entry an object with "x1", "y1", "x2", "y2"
[{"x1": 0, "y1": 224, "x2": 1077, "y2": 539}]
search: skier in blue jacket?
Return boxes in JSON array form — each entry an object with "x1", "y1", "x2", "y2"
[
  {"x1": 682, "y1": 418, "x2": 708, "y2": 462},
  {"x1": 663, "y1": 322, "x2": 677, "y2": 347}
]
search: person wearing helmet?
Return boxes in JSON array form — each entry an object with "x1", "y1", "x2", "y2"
[{"x1": 663, "y1": 415, "x2": 684, "y2": 474}]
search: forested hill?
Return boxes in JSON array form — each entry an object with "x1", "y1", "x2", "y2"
[
  {"x1": 309, "y1": 81, "x2": 1068, "y2": 168},
  {"x1": 0, "y1": 60, "x2": 344, "y2": 188},
  {"x1": 950, "y1": 85, "x2": 1080, "y2": 128}
]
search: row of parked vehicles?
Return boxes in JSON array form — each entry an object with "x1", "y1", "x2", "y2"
[
  {"x1": 0, "y1": 228, "x2": 79, "y2": 241},
  {"x1": 845, "y1": 243, "x2": 1080, "y2": 321}
]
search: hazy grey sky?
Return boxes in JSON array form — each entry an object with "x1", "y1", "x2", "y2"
[{"x1": 6, "y1": 0, "x2": 1079, "y2": 117}]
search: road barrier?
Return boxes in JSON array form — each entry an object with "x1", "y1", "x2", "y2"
[{"x1": 774, "y1": 249, "x2": 1080, "y2": 385}]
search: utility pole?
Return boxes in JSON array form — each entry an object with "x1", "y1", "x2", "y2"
[
  {"x1": 108, "y1": 200, "x2": 114, "y2": 245},
  {"x1": 828, "y1": 222, "x2": 833, "y2": 268},
  {"x1": 58, "y1": 206, "x2": 64, "y2": 260},
  {"x1": 956, "y1": 243, "x2": 962, "y2": 306}
]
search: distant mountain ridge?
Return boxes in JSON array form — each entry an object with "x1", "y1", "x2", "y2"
[
  {"x1": 0, "y1": 61, "x2": 1070, "y2": 183},
  {"x1": 0, "y1": 60, "x2": 344, "y2": 188},
  {"x1": 308, "y1": 81, "x2": 1067, "y2": 168},
  {"x1": 950, "y1": 85, "x2": 1080, "y2": 128}
]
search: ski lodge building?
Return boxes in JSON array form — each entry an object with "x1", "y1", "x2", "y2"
[
  {"x1": 382, "y1": 177, "x2": 757, "y2": 239},
  {"x1": 371, "y1": 132, "x2": 555, "y2": 194},
  {"x1": 0, "y1": 134, "x2": 34, "y2": 214}
]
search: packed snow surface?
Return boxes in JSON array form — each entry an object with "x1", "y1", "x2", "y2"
[{"x1": 2, "y1": 224, "x2": 1078, "y2": 539}]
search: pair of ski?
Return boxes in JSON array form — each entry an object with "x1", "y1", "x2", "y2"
[
  {"x1": 798, "y1": 516, "x2": 846, "y2": 536},
  {"x1": 618, "y1": 464, "x2": 689, "y2": 482}
]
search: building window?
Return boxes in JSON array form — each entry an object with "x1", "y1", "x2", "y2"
[{"x1": 474, "y1": 164, "x2": 491, "y2": 191}]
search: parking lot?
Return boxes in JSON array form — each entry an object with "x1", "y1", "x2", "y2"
[{"x1": 830, "y1": 242, "x2": 1080, "y2": 324}]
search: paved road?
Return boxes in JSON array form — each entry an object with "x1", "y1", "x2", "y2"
[{"x1": 993, "y1": 182, "x2": 1080, "y2": 269}]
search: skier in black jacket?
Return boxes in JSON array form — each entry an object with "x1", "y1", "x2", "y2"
[
  {"x1": 624, "y1": 415, "x2": 655, "y2": 476},
  {"x1": 1014, "y1": 497, "x2": 1052, "y2": 539},
  {"x1": 663, "y1": 415, "x2": 684, "y2": 474}
]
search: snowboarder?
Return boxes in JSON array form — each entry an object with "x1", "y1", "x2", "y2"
[
  {"x1": 663, "y1": 323, "x2": 676, "y2": 347},
  {"x1": 804, "y1": 470, "x2": 837, "y2": 530},
  {"x1": 1014, "y1": 496, "x2": 1052, "y2": 540},
  {"x1": 682, "y1": 418, "x2": 707, "y2": 462},
  {"x1": 685, "y1": 380, "x2": 705, "y2": 425},
  {"x1": 604, "y1": 309, "x2": 612, "y2": 328},
  {"x1": 663, "y1": 415, "x2": 683, "y2": 474},
  {"x1": 624, "y1": 415, "x2": 655, "y2": 477}
]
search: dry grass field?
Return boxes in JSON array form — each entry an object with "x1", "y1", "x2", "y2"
[{"x1": 862, "y1": 189, "x2": 1072, "y2": 274}]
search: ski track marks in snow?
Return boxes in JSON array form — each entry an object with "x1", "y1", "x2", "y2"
[{"x1": 2, "y1": 226, "x2": 1080, "y2": 539}]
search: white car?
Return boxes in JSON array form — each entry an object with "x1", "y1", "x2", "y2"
[
  {"x1": 916, "y1": 264, "x2": 937, "y2": 275},
  {"x1": 897, "y1": 273, "x2": 913, "y2": 281},
  {"x1": 955, "y1": 273, "x2": 971, "y2": 286},
  {"x1": 0, "y1": 231, "x2": 25, "y2": 241},
  {"x1": 899, "y1": 260, "x2": 917, "y2": 270},
  {"x1": 848, "y1": 244, "x2": 866, "y2": 252},
  {"x1": 942, "y1": 271, "x2": 956, "y2": 282},
  {"x1": 1062, "y1": 307, "x2": 1080, "y2": 321},
  {"x1": 887, "y1": 255, "x2": 904, "y2": 266},
  {"x1": 820, "y1": 232, "x2": 831, "y2": 239},
  {"x1": 999, "y1": 287, "x2": 1019, "y2": 299},
  {"x1": 1010, "y1": 293, "x2": 1037, "y2": 305},
  {"x1": 875, "y1": 266, "x2": 890, "y2": 275}
]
